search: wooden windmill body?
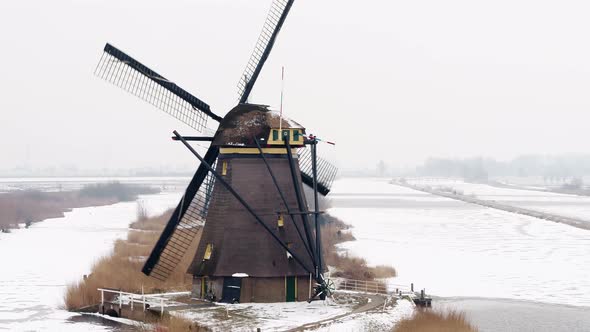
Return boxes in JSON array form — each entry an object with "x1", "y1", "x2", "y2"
[
  {"x1": 94, "y1": 0, "x2": 337, "y2": 303},
  {"x1": 189, "y1": 104, "x2": 315, "y2": 302}
]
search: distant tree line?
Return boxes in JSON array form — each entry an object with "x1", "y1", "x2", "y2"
[{"x1": 415, "y1": 155, "x2": 590, "y2": 183}]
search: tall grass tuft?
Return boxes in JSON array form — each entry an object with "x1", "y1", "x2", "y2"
[
  {"x1": 0, "y1": 183, "x2": 159, "y2": 229},
  {"x1": 320, "y1": 213, "x2": 396, "y2": 280},
  {"x1": 392, "y1": 309, "x2": 478, "y2": 332},
  {"x1": 79, "y1": 182, "x2": 159, "y2": 202},
  {"x1": 63, "y1": 209, "x2": 200, "y2": 311}
]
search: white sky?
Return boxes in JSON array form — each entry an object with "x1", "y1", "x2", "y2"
[{"x1": 1, "y1": 0, "x2": 589, "y2": 172}]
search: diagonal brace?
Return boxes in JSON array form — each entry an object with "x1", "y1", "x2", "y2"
[{"x1": 173, "y1": 130, "x2": 316, "y2": 277}]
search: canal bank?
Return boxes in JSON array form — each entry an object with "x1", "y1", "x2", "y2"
[{"x1": 0, "y1": 192, "x2": 181, "y2": 331}]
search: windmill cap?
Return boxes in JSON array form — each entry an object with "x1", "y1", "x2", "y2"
[{"x1": 212, "y1": 103, "x2": 305, "y2": 147}]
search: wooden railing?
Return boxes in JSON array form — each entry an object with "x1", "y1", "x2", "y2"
[
  {"x1": 333, "y1": 278, "x2": 417, "y2": 295},
  {"x1": 98, "y1": 288, "x2": 190, "y2": 316}
]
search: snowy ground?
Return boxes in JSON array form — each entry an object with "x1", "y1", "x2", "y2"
[
  {"x1": 0, "y1": 191, "x2": 181, "y2": 331},
  {"x1": 312, "y1": 299, "x2": 414, "y2": 332},
  {"x1": 172, "y1": 295, "x2": 414, "y2": 332},
  {"x1": 329, "y1": 178, "x2": 590, "y2": 307},
  {"x1": 174, "y1": 298, "x2": 353, "y2": 331}
]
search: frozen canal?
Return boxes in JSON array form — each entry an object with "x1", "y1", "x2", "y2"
[
  {"x1": 0, "y1": 191, "x2": 181, "y2": 331},
  {"x1": 329, "y1": 178, "x2": 590, "y2": 331},
  {"x1": 329, "y1": 178, "x2": 590, "y2": 306}
]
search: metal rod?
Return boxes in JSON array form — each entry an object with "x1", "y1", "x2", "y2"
[
  {"x1": 173, "y1": 130, "x2": 315, "y2": 276},
  {"x1": 312, "y1": 139, "x2": 323, "y2": 278},
  {"x1": 276, "y1": 210, "x2": 324, "y2": 215},
  {"x1": 253, "y1": 137, "x2": 315, "y2": 262},
  {"x1": 171, "y1": 136, "x2": 214, "y2": 141},
  {"x1": 284, "y1": 135, "x2": 317, "y2": 273}
]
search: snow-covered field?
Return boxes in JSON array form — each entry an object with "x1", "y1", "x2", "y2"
[
  {"x1": 329, "y1": 178, "x2": 590, "y2": 307},
  {"x1": 0, "y1": 192, "x2": 181, "y2": 331},
  {"x1": 408, "y1": 178, "x2": 590, "y2": 221}
]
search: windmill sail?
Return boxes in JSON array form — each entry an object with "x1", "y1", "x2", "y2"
[
  {"x1": 298, "y1": 147, "x2": 338, "y2": 195},
  {"x1": 95, "y1": 43, "x2": 222, "y2": 133},
  {"x1": 142, "y1": 147, "x2": 219, "y2": 280},
  {"x1": 238, "y1": 0, "x2": 295, "y2": 103}
]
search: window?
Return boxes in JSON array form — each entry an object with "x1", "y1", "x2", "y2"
[
  {"x1": 272, "y1": 129, "x2": 279, "y2": 141},
  {"x1": 282, "y1": 130, "x2": 290, "y2": 141},
  {"x1": 204, "y1": 244, "x2": 213, "y2": 260},
  {"x1": 277, "y1": 213, "x2": 284, "y2": 227},
  {"x1": 293, "y1": 130, "x2": 301, "y2": 142}
]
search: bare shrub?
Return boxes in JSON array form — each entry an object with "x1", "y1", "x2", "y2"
[
  {"x1": 130, "y1": 211, "x2": 172, "y2": 231},
  {"x1": 372, "y1": 265, "x2": 397, "y2": 279},
  {"x1": 127, "y1": 230, "x2": 160, "y2": 246},
  {"x1": 136, "y1": 201, "x2": 148, "y2": 222},
  {"x1": 79, "y1": 182, "x2": 159, "y2": 202},
  {"x1": 0, "y1": 183, "x2": 159, "y2": 229},
  {"x1": 392, "y1": 309, "x2": 478, "y2": 332}
]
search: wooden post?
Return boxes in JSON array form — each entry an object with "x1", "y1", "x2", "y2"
[
  {"x1": 309, "y1": 273, "x2": 312, "y2": 299},
  {"x1": 100, "y1": 289, "x2": 104, "y2": 315},
  {"x1": 411, "y1": 283, "x2": 414, "y2": 292},
  {"x1": 160, "y1": 298, "x2": 164, "y2": 316},
  {"x1": 130, "y1": 294, "x2": 134, "y2": 311}
]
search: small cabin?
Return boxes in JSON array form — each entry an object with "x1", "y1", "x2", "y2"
[
  {"x1": 211, "y1": 103, "x2": 306, "y2": 149},
  {"x1": 267, "y1": 128, "x2": 304, "y2": 146}
]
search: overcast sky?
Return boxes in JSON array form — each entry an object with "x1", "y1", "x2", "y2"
[{"x1": 1, "y1": 0, "x2": 589, "y2": 173}]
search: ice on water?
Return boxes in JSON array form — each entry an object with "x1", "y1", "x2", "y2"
[{"x1": 330, "y1": 178, "x2": 590, "y2": 307}]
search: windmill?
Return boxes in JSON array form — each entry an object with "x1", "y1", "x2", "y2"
[{"x1": 94, "y1": 0, "x2": 337, "y2": 303}]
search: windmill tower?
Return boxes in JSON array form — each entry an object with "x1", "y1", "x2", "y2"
[{"x1": 94, "y1": 0, "x2": 337, "y2": 303}]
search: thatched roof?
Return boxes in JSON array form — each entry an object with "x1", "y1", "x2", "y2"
[{"x1": 212, "y1": 103, "x2": 305, "y2": 147}]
